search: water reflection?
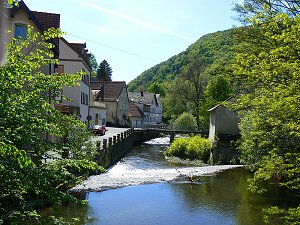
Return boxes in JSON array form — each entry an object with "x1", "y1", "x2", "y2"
[{"x1": 41, "y1": 138, "x2": 287, "y2": 225}]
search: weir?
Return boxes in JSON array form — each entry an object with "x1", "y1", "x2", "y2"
[{"x1": 94, "y1": 127, "x2": 240, "y2": 169}]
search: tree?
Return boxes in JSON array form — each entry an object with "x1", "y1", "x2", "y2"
[
  {"x1": 96, "y1": 59, "x2": 112, "y2": 81},
  {"x1": 146, "y1": 81, "x2": 166, "y2": 97},
  {"x1": 89, "y1": 53, "x2": 98, "y2": 76},
  {"x1": 181, "y1": 58, "x2": 209, "y2": 127},
  {"x1": 234, "y1": 0, "x2": 300, "y2": 22},
  {"x1": 230, "y1": 8, "x2": 300, "y2": 224},
  {"x1": 163, "y1": 76, "x2": 192, "y2": 121},
  {"x1": 0, "y1": 26, "x2": 102, "y2": 224},
  {"x1": 172, "y1": 112, "x2": 197, "y2": 131}
]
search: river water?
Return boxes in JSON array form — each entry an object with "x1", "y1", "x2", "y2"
[{"x1": 43, "y1": 137, "x2": 284, "y2": 225}]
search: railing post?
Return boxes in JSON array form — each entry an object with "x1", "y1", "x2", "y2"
[
  {"x1": 113, "y1": 136, "x2": 117, "y2": 144},
  {"x1": 103, "y1": 139, "x2": 107, "y2": 149},
  {"x1": 108, "y1": 137, "x2": 112, "y2": 147}
]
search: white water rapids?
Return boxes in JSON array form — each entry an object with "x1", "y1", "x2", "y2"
[{"x1": 73, "y1": 137, "x2": 242, "y2": 192}]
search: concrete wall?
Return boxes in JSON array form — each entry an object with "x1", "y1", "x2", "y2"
[
  {"x1": 209, "y1": 106, "x2": 240, "y2": 142},
  {"x1": 95, "y1": 129, "x2": 159, "y2": 168},
  {"x1": 89, "y1": 106, "x2": 107, "y2": 125},
  {"x1": 106, "y1": 101, "x2": 117, "y2": 125}
]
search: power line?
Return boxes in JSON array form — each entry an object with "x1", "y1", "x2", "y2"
[{"x1": 66, "y1": 33, "x2": 160, "y2": 63}]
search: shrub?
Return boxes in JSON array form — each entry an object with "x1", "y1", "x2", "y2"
[
  {"x1": 166, "y1": 135, "x2": 212, "y2": 163},
  {"x1": 186, "y1": 135, "x2": 212, "y2": 162},
  {"x1": 173, "y1": 112, "x2": 197, "y2": 131},
  {"x1": 166, "y1": 138, "x2": 188, "y2": 158}
]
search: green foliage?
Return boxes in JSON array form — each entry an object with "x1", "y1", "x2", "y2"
[
  {"x1": 146, "y1": 81, "x2": 166, "y2": 97},
  {"x1": 173, "y1": 112, "x2": 197, "y2": 131},
  {"x1": 127, "y1": 29, "x2": 236, "y2": 91},
  {"x1": 96, "y1": 59, "x2": 112, "y2": 81},
  {"x1": 0, "y1": 27, "x2": 104, "y2": 224},
  {"x1": 263, "y1": 206, "x2": 300, "y2": 225},
  {"x1": 166, "y1": 135, "x2": 212, "y2": 162},
  {"x1": 88, "y1": 53, "x2": 98, "y2": 76},
  {"x1": 128, "y1": 28, "x2": 236, "y2": 126},
  {"x1": 230, "y1": 7, "x2": 300, "y2": 224}
]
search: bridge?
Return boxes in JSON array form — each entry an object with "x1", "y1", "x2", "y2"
[{"x1": 133, "y1": 124, "x2": 208, "y2": 143}]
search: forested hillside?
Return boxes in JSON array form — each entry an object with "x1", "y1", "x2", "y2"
[
  {"x1": 128, "y1": 28, "x2": 237, "y2": 127},
  {"x1": 127, "y1": 28, "x2": 236, "y2": 92}
]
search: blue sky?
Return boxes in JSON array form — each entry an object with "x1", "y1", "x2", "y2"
[{"x1": 25, "y1": 0, "x2": 241, "y2": 83}]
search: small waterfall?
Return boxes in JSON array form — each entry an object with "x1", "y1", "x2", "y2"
[{"x1": 73, "y1": 137, "x2": 241, "y2": 192}]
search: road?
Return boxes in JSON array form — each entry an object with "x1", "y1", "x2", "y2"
[{"x1": 91, "y1": 127, "x2": 130, "y2": 146}]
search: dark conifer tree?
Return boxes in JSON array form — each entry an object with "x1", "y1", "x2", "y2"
[{"x1": 96, "y1": 60, "x2": 112, "y2": 81}]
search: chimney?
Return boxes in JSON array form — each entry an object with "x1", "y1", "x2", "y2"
[{"x1": 100, "y1": 84, "x2": 104, "y2": 101}]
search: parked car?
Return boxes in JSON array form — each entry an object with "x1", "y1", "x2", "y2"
[{"x1": 91, "y1": 125, "x2": 107, "y2": 136}]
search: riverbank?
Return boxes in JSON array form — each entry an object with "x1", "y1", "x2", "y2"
[{"x1": 43, "y1": 137, "x2": 285, "y2": 225}]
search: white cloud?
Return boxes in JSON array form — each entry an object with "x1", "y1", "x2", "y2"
[
  {"x1": 63, "y1": 15, "x2": 126, "y2": 37},
  {"x1": 72, "y1": 0, "x2": 193, "y2": 42}
]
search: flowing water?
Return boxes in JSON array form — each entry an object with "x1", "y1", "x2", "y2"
[{"x1": 42, "y1": 137, "x2": 287, "y2": 225}]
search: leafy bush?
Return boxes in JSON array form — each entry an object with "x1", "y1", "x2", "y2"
[
  {"x1": 166, "y1": 138, "x2": 189, "y2": 159},
  {"x1": 186, "y1": 135, "x2": 212, "y2": 162},
  {"x1": 173, "y1": 112, "x2": 197, "y2": 131},
  {"x1": 166, "y1": 135, "x2": 212, "y2": 163}
]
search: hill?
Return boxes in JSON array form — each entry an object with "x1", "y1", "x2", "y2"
[{"x1": 127, "y1": 28, "x2": 236, "y2": 92}]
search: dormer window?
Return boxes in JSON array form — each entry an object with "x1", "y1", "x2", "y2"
[{"x1": 14, "y1": 24, "x2": 27, "y2": 39}]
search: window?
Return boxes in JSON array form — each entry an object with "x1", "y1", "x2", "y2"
[
  {"x1": 14, "y1": 24, "x2": 27, "y2": 39},
  {"x1": 81, "y1": 68, "x2": 90, "y2": 86},
  {"x1": 81, "y1": 92, "x2": 88, "y2": 105},
  {"x1": 55, "y1": 65, "x2": 64, "y2": 75}
]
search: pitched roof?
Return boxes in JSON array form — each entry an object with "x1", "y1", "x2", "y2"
[
  {"x1": 91, "y1": 81, "x2": 127, "y2": 102},
  {"x1": 31, "y1": 11, "x2": 60, "y2": 30},
  {"x1": 128, "y1": 91, "x2": 159, "y2": 106},
  {"x1": 60, "y1": 38, "x2": 92, "y2": 71},
  {"x1": 10, "y1": 1, "x2": 60, "y2": 56},
  {"x1": 128, "y1": 102, "x2": 144, "y2": 118}
]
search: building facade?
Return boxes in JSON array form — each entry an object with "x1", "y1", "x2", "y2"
[{"x1": 91, "y1": 80, "x2": 130, "y2": 127}]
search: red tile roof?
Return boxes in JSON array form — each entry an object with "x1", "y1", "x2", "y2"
[
  {"x1": 128, "y1": 102, "x2": 144, "y2": 118},
  {"x1": 91, "y1": 81, "x2": 127, "y2": 102},
  {"x1": 32, "y1": 11, "x2": 60, "y2": 30}
]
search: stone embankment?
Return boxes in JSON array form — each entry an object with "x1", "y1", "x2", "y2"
[{"x1": 93, "y1": 127, "x2": 160, "y2": 168}]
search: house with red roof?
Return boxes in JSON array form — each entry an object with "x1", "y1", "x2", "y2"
[
  {"x1": 0, "y1": 1, "x2": 103, "y2": 126},
  {"x1": 91, "y1": 80, "x2": 130, "y2": 127},
  {"x1": 128, "y1": 91, "x2": 163, "y2": 126},
  {"x1": 0, "y1": 0, "x2": 60, "y2": 70},
  {"x1": 128, "y1": 101, "x2": 144, "y2": 128}
]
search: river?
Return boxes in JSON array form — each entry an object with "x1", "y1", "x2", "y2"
[{"x1": 42, "y1": 137, "x2": 285, "y2": 225}]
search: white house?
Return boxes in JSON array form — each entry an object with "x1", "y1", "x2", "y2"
[
  {"x1": 128, "y1": 101, "x2": 144, "y2": 128},
  {"x1": 128, "y1": 91, "x2": 163, "y2": 125},
  {"x1": 57, "y1": 38, "x2": 92, "y2": 125},
  {"x1": 89, "y1": 94, "x2": 107, "y2": 126}
]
